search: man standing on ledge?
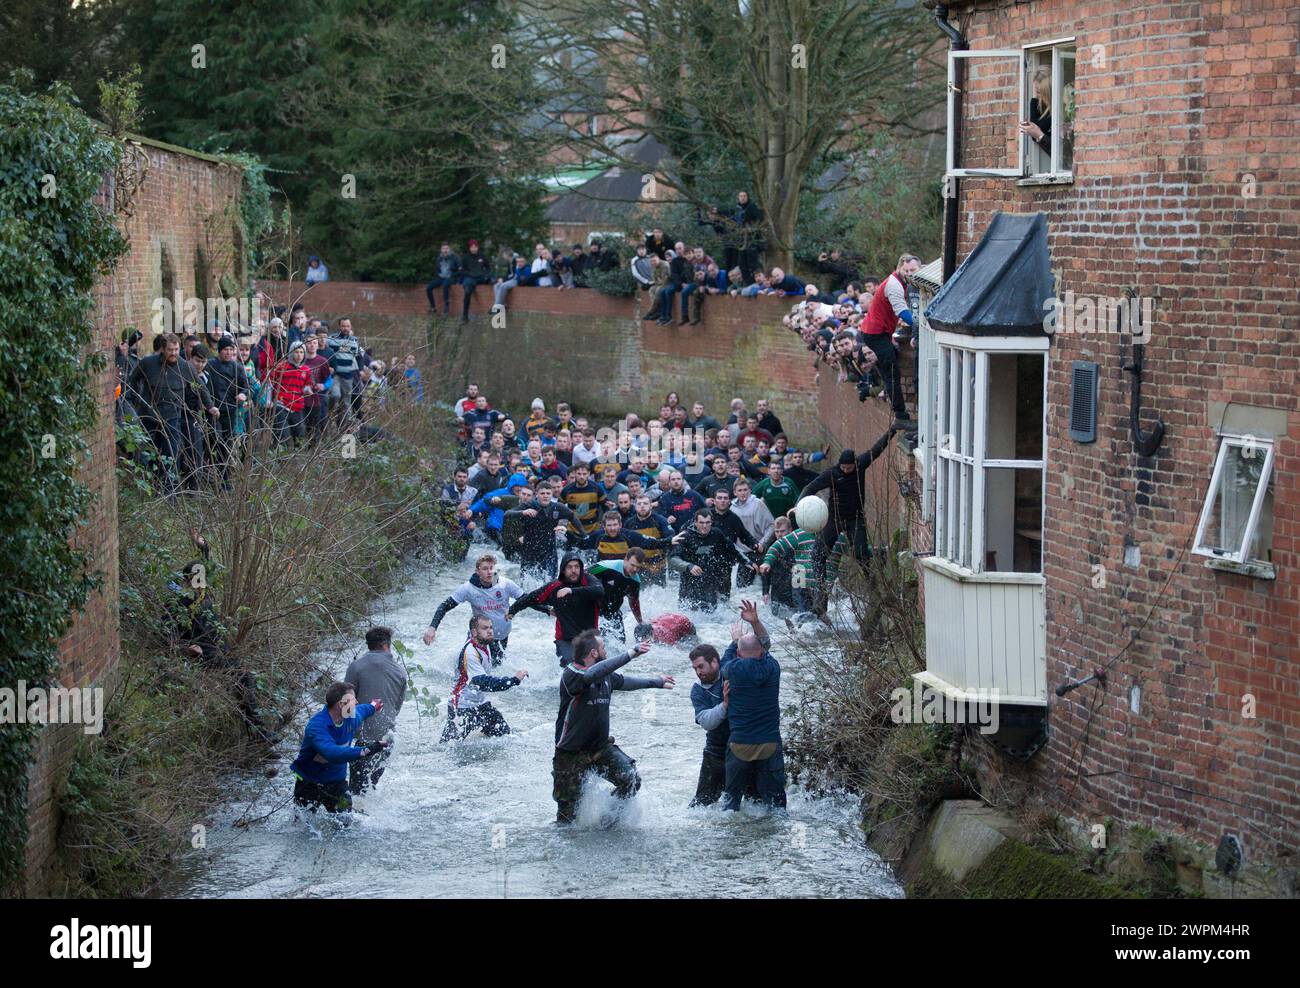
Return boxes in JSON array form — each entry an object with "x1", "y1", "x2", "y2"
[{"x1": 552, "y1": 630, "x2": 674, "y2": 825}]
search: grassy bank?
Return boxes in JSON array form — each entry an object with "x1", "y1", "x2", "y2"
[{"x1": 52, "y1": 399, "x2": 461, "y2": 897}]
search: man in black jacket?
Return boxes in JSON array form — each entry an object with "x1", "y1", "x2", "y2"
[
  {"x1": 801, "y1": 427, "x2": 900, "y2": 582},
  {"x1": 128, "y1": 335, "x2": 218, "y2": 491},
  {"x1": 459, "y1": 239, "x2": 494, "y2": 321},
  {"x1": 730, "y1": 191, "x2": 765, "y2": 283},
  {"x1": 669, "y1": 510, "x2": 751, "y2": 611},
  {"x1": 503, "y1": 486, "x2": 581, "y2": 579}
]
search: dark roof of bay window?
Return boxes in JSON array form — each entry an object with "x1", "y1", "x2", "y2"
[{"x1": 925, "y1": 212, "x2": 1053, "y2": 337}]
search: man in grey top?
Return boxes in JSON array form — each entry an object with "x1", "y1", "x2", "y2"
[{"x1": 344, "y1": 626, "x2": 408, "y2": 795}]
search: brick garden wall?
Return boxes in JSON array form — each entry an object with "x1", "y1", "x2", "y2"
[
  {"x1": 948, "y1": 0, "x2": 1300, "y2": 881},
  {"x1": 254, "y1": 280, "x2": 843, "y2": 448},
  {"x1": 21, "y1": 140, "x2": 243, "y2": 894}
]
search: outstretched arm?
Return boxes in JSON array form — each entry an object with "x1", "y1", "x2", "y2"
[{"x1": 857, "y1": 429, "x2": 895, "y2": 469}]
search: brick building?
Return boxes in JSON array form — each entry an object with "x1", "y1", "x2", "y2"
[{"x1": 892, "y1": 0, "x2": 1299, "y2": 894}]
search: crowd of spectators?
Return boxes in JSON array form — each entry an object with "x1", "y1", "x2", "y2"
[{"x1": 115, "y1": 300, "x2": 424, "y2": 493}]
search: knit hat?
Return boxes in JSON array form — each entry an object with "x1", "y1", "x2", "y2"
[
  {"x1": 468, "y1": 239, "x2": 479, "y2": 249},
  {"x1": 531, "y1": 398, "x2": 545, "y2": 411},
  {"x1": 838, "y1": 449, "x2": 856, "y2": 465}
]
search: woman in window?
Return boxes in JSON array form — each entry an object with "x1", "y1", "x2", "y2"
[{"x1": 1019, "y1": 68, "x2": 1052, "y2": 153}]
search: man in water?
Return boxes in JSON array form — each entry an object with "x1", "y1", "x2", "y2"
[
  {"x1": 669, "y1": 509, "x2": 751, "y2": 612},
  {"x1": 553, "y1": 630, "x2": 674, "y2": 825},
  {"x1": 688, "y1": 643, "x2": 731, "y2": 806},
  {"x1": 503, "y1": 483, "x2": 581, "y2": 578},
  {"x1": 589, "y1": 547, "x2": 648, "y2": 645},
  {"x1": 344, "y1": 626, "x2": 408, "y2": 794},
  {"x1": 423, "y1": 553, "x2": 524, "y2": 664},
  {"x1": 720, "y1": 600, "x2": 786, "y2": 810},
  {"x1": 290, "y1": 681, "x2": 389, "y2": 814},
  {"x1": 634, "y1": 613, "x2": 699, "y2": 648},
  {"x1": 442, "y1": 615, "x2": 529, "y2": 741},
  {"x1": 509, "y1": 552, "x2": 606, "y2": 663}
]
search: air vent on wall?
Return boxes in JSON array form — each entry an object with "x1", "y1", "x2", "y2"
[{"x1": 1069, "y1": 361, "x2": 1099, "y2": 443}]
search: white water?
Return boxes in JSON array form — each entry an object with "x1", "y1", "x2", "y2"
[{"x1": 181, "y1": 554, "x2": 902, "y2": 899}]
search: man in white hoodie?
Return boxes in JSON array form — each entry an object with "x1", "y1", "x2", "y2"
[{"x1": 729, "y1": 478, "x2": 774, "y2": 588}]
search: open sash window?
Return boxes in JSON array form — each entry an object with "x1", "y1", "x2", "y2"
[{"x1": 1193, "y1": 435, "x2": 1275, "y2": 565}]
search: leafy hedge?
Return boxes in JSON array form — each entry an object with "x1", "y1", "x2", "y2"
[{"x1": 0, "y1": 80, "x2": 127, "y2": 889}]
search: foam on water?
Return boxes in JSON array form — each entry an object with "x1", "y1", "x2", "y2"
[{"x1": 181, "y1": 552, "x2": 903, "y2": 899}]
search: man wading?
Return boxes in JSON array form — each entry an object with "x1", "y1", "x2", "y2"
[
  {"x1": 344, "y1": 626, "x2": 407, "y2": 795},
  {"x1": 720, "y1": 600, "x2": 786, "y2": 811},
  {"x1": 553, "y1": 630, "x2": 674, "y2": 825},
  {"x1": 442, "y1": 615, "x2": 529, "y2": 741},
  {"x1": 290, "y1": 681, "x2": 390, "y2": 814}
]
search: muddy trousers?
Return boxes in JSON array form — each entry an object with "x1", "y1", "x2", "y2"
[
  {"x1": 293, "y1": 776, "x2": 353, "y2": 814},
  {"x1": 552, "y1": 741, "x2": 640, "y2": 824}
]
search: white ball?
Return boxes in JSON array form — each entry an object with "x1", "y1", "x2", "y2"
[{"x1": 794, "y1": 495, "x2": 829, "y2": 533}]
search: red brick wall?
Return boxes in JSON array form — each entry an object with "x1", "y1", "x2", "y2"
[
  {"x1": 947, "y1": 0, "x2": 1300, "y2": 870},
  {"x1": 21, "y1": 140, "x2": 243, "y2": 893},
  {"x1": 255, "y1": 281, "x2": 835, "y2": 446}
]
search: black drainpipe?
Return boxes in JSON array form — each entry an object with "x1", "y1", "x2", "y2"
[{"x1": 933, "y1": 4, "x2": 966, "y2": 281}]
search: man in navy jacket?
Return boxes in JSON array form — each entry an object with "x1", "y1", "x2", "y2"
[
  {"x1": 290, "y1": 681, "x2": 390, "y2": 813},
  {"x1": 720, "y1": 599, "x2": 786, "y2": 810}
]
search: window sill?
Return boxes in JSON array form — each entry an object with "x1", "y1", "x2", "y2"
[
  {"x1": 1017, "y1": 173, "x2": 1074, "y2": 187},
  {"x1": 921, "y1": 554, "x2": 1046, "y2": 586},
  {"x1": 1204, "y1": 557, "x2": 1277, "y2": 581}
]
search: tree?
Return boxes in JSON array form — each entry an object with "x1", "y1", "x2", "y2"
[
  {"x1": 297, "y1": 0, "x2": 548, "y2": 281},
  {"x1": 0, "y1": 0, "x2": 132, "y2": 111},
  {"x1": 120, "y1": 0, "x2": 327, "y2": 210},
  {"x1": 413, "y1": 0, "x2": 944, "y2": 270}
]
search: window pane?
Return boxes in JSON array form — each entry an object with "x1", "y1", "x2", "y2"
[
  {"x1": 984, "y1": 467, "x2": 1043, "y2": 573},
  {"x1": 1202, "y1": 444, "x2": 1269, "y2": 556},
  {"x1": 986, "y1": 352, "x2": 1044, "y2": 460},
  {"x1": 1059, "y1": 47, "x2": 1076, "y2": 172},
  {"x1": 961, "y1": 54, "x2": 1021, "y2": 172},
  {"x1": 1025, "y1": 49, "x2": 1052, "y2": 175}
]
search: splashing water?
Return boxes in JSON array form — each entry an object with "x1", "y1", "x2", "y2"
[{"x1": 181, "y1": 553, "x2": 902, "y2": 899}]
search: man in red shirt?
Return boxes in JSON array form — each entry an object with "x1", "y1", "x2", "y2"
[
  {"x1": 859, "y1": 253, "x2": 919, "y2": 427},
  {"x1": 635, "y1": 613, "x2": 698, "y2": 647}
]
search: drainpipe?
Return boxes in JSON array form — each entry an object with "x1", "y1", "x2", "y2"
[{"x1": 933, "y1": 4, "x2": 966, "y2": 281}]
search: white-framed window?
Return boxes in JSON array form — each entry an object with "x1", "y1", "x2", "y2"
[
  {"x1": 945, "y1": 39, "x2": 1076, "y2": 181},
  {"x1": 1022, "y1": 39, "x2": 1076, "y2": 179},
  {"x1": 931, "y1": 333, "x2": 1047, "y2": 574},
  {"x1": 1193, "y1": 435, "x2": 1275, "y2": 565}
]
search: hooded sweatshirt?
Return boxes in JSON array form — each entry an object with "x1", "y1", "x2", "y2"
[{"x1": 509, "y1": 552, "x2": 605, "y2": 643}]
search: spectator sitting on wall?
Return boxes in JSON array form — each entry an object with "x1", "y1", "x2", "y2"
[
  {"x1": 768, "y1": 267, "x2": 807, "y2": 297},
  {"x1": 306, "y1": 255, "x2": 330, "y2": 285},
  {"x1": 425, "y1": 242, "x2": 462, "y2": 315},
  {"x1": 590, "y1": 239, "x2": 619, "y2": 272},
  {"x1": 459, "y1": 240, "x2": 494, "y2": 321}
]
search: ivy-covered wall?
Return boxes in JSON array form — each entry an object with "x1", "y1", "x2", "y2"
[{"x1": 5, "y1": 99, "x2": 245, "y2": 895}]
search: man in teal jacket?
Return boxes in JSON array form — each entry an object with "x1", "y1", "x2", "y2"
[{"x1": 290, "y1": 681, "x2": 390, "y2": 813}]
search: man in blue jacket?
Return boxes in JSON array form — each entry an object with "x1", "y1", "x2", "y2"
[
  {"x1": 290, "y1": 681, "x2": 390, "y2": 814},
  {"x1": 719, "y1": 599, "x2": 786, "y2": 810}
]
